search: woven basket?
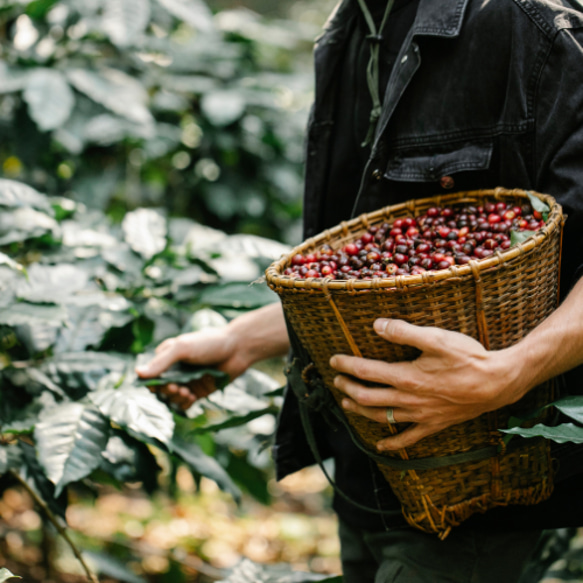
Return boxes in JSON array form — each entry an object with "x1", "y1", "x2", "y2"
[{"x1": 266, "y1": 188, "x2": 564, "y2": 537}]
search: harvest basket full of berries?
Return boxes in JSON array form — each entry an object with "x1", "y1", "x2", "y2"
[{"x1": 265, "y1": 188, "x2": 564, "y2": 538}]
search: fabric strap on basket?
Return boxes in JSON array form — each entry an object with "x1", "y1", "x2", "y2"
[{"x1": 283, "y1": 316, "x2": 523, "y2": 516}]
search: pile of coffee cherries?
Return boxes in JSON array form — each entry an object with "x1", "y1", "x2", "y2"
[{"x1": 284, "y1": 201, "x2": 546, "y2": 280}]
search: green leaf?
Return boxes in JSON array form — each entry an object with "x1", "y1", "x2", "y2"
[
  {"x1": 510, "y1": 230, "x2": 536, "y2": 246},
  {"x1": 18, "y1": 441, "x2": 68, "y2": 520},
  {"x1": 549, "y1": 395, "x2": 583, "y2": 424},
  {"x1": 0, "y1": 179, "x2": 53, "y2": 214},
  {"x1": 25, "y1": 0, "x2": 59, "y2": 19},
  {"x1": 0, "y1": 444, "x2": 22, "y2": 474},
  {"x1": 122, "y1": 208, "x2": 167, "y2": 260},
  {"x1": 101, "y1": 0, "x2": 151, "y2": 48},
  {"x1": 135, "y1": 366, "x2": 229, "y2": 390},
  {"x1": 219, "y1": 559, "x2": 339, "y2": 583},
  {"x1": 35, "y1": 402, "x2": 111, "y2": 496},
  {"x1": 90, "y1": 386, "x2": 175, "y2": 445},
  {"x1": 527, "y1": 191, "x2": 550, "y2": 214},
  {"x1": 0, "y1": 568, "x2": 21, "y2": 582},
  {"x1": 66, "y1": 68, "x2": 153, "y2": 126},
  {"x1": 155, "y1": 0, "x2": 215, "y2": 34},
  {"x1": 23, "y1": 69, "x2": 75, "y2": 132},
  {"x1": 201, "y1": 90, "x2": 246, "y2": 127},
  {"x1": 0, "y1": 302, "x2": 67, "y2": 327},
  {"x1": 197, "y1": 282, "x2": 277, "y2": 309},
  {"x1": 0, "y1": 252, "x2": 25, "y2": 274},
  {"x1": 191, "y1": 407, "x2": 278, "y2": 434},
  {"x1": 501, "y1": 422, "x2": 583, "y2": 444},
  {"x1": 15, "y1": 263, "x2": 89, "y2": 303},
  {"x1": 171, "y1": 436, "x2": 241, "y2": 503}
]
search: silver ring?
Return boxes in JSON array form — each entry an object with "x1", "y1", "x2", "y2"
[{"x1": 386, "y1": 407, "x2": 397, "y2": 425}]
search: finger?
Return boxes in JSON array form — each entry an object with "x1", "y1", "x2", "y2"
[
  {"x1": 136, "y1": 347, "x2": 181, "y2": 378},
  {"x1": 177, "y1": 386, "x2": 193, "y2": 409},
  {"x1": 341, "y1": 397, "x2": 404, "y2": 425},
  {"x1": 376, "y1": 422, "x2": 449, "y2": 451},
  {"x1": 374, "y1": 319, "x2": 447, "y2": 354},
  {"x1": 330, "y1": 354, "x2": 412, "y2": 388},
  {"x1": 333, "y1": 375, "x2": 420, "y2": 409}
]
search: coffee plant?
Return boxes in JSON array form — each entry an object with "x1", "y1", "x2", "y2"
[
  {"x1": 0, "y1": 0, "x2": 315, "y2": 242},
  {"x1": 0, "y1": 177, "x2": 297, "y2": 576}
]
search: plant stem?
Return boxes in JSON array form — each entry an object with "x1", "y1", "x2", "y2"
[{"x1": 9, "y1": 470, "x2": 100, "y2": 583}]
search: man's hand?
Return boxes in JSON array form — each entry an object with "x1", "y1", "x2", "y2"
[
  {"x1": 135, "y1": 303, "x2": 290, "y2": 411},
  {"x1": 330, "y1": 318, "x2": 528, "y2": 451}
]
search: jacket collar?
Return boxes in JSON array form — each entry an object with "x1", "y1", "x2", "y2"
[{"x1": 412, "y1": 0, "x2": 469, "y2": 38}]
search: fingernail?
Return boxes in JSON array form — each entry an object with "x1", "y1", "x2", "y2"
[
  {"x1": 376, "y1": 443, "x2": 385, "y2": 452},
  {"x1": 136, "y1": 365, "x2": 150, "y2": 375},
  {"x1": 333, "y1": 375, "x2": 340, "y2": 387},
  {"x1": 342, "y1": 399, "x2": 350, "y2": 409},
  {"x1": 329, "y1": 356, "x2": 337, "y2": 368},
  {"x1": 374, "y1": 319, "x2": 389, "y2": 333}
]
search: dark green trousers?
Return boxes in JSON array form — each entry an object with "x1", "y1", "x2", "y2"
[{"x1": 338, "y1": 520, "x2": 549, "y2": 583}]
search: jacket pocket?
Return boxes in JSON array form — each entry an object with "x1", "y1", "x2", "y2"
[{"x1": 385, "y1": 143, "x2": 494, "y2": 183}]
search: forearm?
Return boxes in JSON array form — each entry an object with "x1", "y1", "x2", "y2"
[
  {"x1": 504, "y1": 276, "x2": 583, "y2": 392},
  {"x1": 227, "y1": 302, "x2": 290, "y2": 367}
]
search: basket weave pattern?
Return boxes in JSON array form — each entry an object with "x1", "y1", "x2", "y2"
[{"x1": 266, "y1": 188, "x2": 563, "y2": 537}]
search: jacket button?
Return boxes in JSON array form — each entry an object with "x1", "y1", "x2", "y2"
[
  {"x1": 440, "y1": 175, "x2": 455, "y2": 189},
  {"x1": 372, "y1": 168, "x2": 383, "y2": 181}
]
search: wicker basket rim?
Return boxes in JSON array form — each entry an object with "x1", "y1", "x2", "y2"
[{"x1": 265, "y1": 188, "x2": 563, "y2": 292}]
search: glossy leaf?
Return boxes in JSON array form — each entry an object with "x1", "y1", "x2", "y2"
[
  {"x1": 219, "y1": 559, "x2": 340, "y2": 583},
  {"x1": 0, "y1": 179, "x2": 52, "y2": 213},
  {"x1": 101, "y1": 0, "x2": 151, "y2": 47},
  {"x1": 67, "y1": 68, "x2": 153, "y2": 125},
  {"x1": 122, "y1": 208, "x2": 167, "y2": 260},
  {"x1": 0, "y1": 207, "x2": 59, "y2": 245},
  {"x1": 197, "y1": 282, "x2": 277, "y2": 309},
  {"x1": 0, "y1": 252, "x2": 25, "y2": 274},
  {"x1": 0, "y1": 444, "x2": 23, "y2": 474},
  {"x1": 527, "y1": 191, "x2": 551, "y2": 214},
  {"x1": 510, "y1": 230, "x2": 536, "y2": 246},
  {"x1": 0, "y1": 302, "x2": 67, "y2": 327},
  {"x1": 171, "y1": 436, "x2": 241, "y2": 503},
  {"x1": 155, "y1": 0, "x2": 215, "y2": 34},
  {"x1": 201, "y1": 90, "x2": 246, "y2": 127},
  {"x1": 501, "y1": 423, "x2": 583, "y2": 444},
  {"x1": 549, "y1": 395, "x2": 583, "y2": 424},
  {"x1": 135, "y1": 365, "x2": 229, "y2": 389},
  {"x1": 15, "y1": 263, "x2": 89, "y2": 303},
  {"x1": 0, "y1": 568, "x2": 21, "y2": 582},
  {"x1": 90, "y1": 386, "x2": 175, "y2": 445},
  {"x1": 35, "y1": 402, "x2": 110, "y2": 495},
  {"x1": 192, "y1": 407, "x2": 278, "y2": 435},
  {"x1": 23, "y1": 69, "x2": 75, "y2": 131}
]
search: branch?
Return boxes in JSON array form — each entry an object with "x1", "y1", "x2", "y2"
[{"x1": 8, "y1": 470, "x2": 100, "y2": 583}]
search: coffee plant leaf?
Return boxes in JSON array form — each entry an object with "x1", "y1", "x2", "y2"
[
  {"x1": 527, "y1": 191, "x2": 551, "y2": 214},
  {"x1": 0, "y1": 179, "x2": 53, "y2": 213},
  {"x1": 83, "y1": 552, "x2": 147, "y2": 583},
  {"x1": 0, "y1": 444, "x2": 23, "y2": 474},
  {"x1": 15, "y1": 263, "x2": 89, "y2": 303},
  {"x1": 549, "y1": 395, "x2": 583, "y2": 424},
  {"x1": 90, "y1": 386, "x2": 175, "y2": 445},
  {"x1": 201, "y1": 90, "x2": 246, "y2": 127},
  {"x1": 0, "y1": 62, "x2": 30, "y2": 94},
  {"x1": 197, "y1": 282, "x2": 277, "y2": 309},
  {"x1": 135, "y1": 366, "x2": 230, "y2": 390},
  {"x1": 155, "y1": 0, "x2": 215, "y2": 34},
  {"x1": 510, "y1": 229, "x2": 536, "y2": 246},
  {"x1": 213, "y1": 234, "x2": 291, "y2": 262},
  {"x1": 0, "y1": 252, "x2": 25, "y2": 274},
  {"x1": 66, "y1": 68, "x2": 153, "y2": 125},
  {"x1": 99, "y1": 430, "x2": 159, "y2": 492},
  {"x1": 182, "y1": 308, "x2": 227, "y2": 333},
  {"x1": 171, "y1": 436, "x2": 242, "y2": 503},
  {"x1": 18, "y1": 440, "x2": 68, "y2": 520},
  {"x1": 191, "y1": 406, "x2": 277, "y2": 435},
  {"x1": 40, "y1": 351, "x2": 134, "y2": 393},
  {"x1": 0, "y1": 302, "x2": 67, "y2": 328},
  {"x1": 122, "y1": 208, "x2": 168, "y2": 260},
  {"x1": 35, "y1": 402, "x2": 111, "y2": 496},
  {"x1": 219, "y1": 559, "x2": 340, "y2": 583},
  {"x1": 23, "y1": 68, "x2": 75, "y2": 131},
  {"x1": 101, "y1": 0, "x2": 151, "y2": 48},
  {"x1": 501, "y1": 422, "x2": 583, "y2": 444},
  {"x1": 0, "y1": 568, "x2": 21, "y2": 582},
  {"x1": 0, "y1": 207, "x2": 60, "y2": 245}
]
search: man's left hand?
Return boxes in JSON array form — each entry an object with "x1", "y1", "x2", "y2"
[{"x1": 330, "y1": 318, "x2": 528, "y2": 451}]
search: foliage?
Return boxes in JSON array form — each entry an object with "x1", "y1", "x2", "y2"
[
  {"x1": 219, "y1": 559, "x2": 342, "y2": 583},
  {"x1": 0, "y1": 568, "x2": 21, "y2": 583},
  {"x1": 0, "y1": 0, "x2": 315, "y2": 242},
  {"x1": 0, "y1": 177, "x2": 290, "y2": 521}
]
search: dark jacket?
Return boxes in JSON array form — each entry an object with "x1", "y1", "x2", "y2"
[{"x1": 273, "y1": 0, "x2": 583, "y2": 530}]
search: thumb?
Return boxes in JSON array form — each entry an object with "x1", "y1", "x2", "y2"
[{"x1": 373, "y1": 318, "x2": 444, "y2": 354}]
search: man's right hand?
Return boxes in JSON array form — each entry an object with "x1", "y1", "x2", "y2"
[{"x1": 135, "y1": 302, "x2": 290, "y2": 411}]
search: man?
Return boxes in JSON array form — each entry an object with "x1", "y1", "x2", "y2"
[{"x1": 137, "y1": 0, "x2": 583, "y2": 581}]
